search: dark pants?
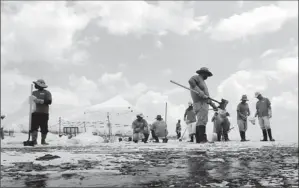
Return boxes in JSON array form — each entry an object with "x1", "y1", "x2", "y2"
[
  {"x1": 0, "y1": 127, "x2": 4, "y2": 140},
  {"x1": 31, "y1": 112, "x2": 49, "y2": 134},
  {"x1": 176, "y1": 131, "x2": 181, "y2": 139},
  {"x1": 195, "y1": 126, "x2": 207, "y2": 143},
  {"x1": 143, "y1": 133, "x2": 149, "y2": 143},
  {"x1": 151, "y1": 130, "x2": 159, "y2": 142}
]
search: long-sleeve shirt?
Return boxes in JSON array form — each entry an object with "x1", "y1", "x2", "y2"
[
  {"x1": 152, "y1": 120, "x2": 168, "y2": 137},
  {"x1": 237, "y1": 102, "x2": 250, "y2": 120},
  {"x1": 188, "y1": 75, "x2": 210, "y2": 103},
  {"x1": 132, "y1": 119, "x2": 148, "y2": 134},
  {"x1": 184, "y1": 106, "x2": 196, "y2": 123}
]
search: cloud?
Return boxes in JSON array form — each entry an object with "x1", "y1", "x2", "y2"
[
  {"x1": 260, "y1": 49, "x2": 282, "y2": 58},
  {"x1": 1, "y1": 69, "x2": 35, "y2": 114},
  {"x1": 156, "y1": 40, "x2": 163, "y2": 49},
  {"x1": 138, "y1": 53, "x2": 147, "y2": 60},
  {"x1": 272, "y1": 92, "x2": 298, "y2": 111},
  {"x1": 134, "y1": 90, "x2": 186, "y2": 134},
  {"x1": 238, "y1": 58, "x2": 252, "y2": 69},
  {"x1": 214, "y1": 46, "x2": 298, "y2": 142},
  {"x1": 99, "y1": 72, "x2": 124, "y2": 85},
  {"x1": 161, "y1": 69, "x2": 173, "y2": 76},
  {"x1": 1, "y1": 1, "x2": 91, "y2": 67},
  {"x1": 276, "y1": 57, "x2": 298, "y2": 74},
  {"x1": 74, "y1": 1, "x2": 209, "y2": 36},
  {"x1": 208, "y1": 1, "x2": 298, "y2": 41}
]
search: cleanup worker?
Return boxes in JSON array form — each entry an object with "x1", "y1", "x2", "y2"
[
  {"x1": 132, "y1": 113, "x2": 148, "y2": 143},
  {"x1": 30, "y1": 79, "x2": 52, "y2": 145},
  {"x1": 184, "y1": 102, "x2": 196, "y2": 142},
  {"x1": 254, "y1": 92, "x2": 275, "y2": 141},
  {"x1": 1, "y1": 115, "x2": 5, "y2": 140},
  {"x1": 176, "y1": 120, "x2": 182, "y2": 139},
  {"x1": 237, "y1": 95, "x2": 250, "y2": 142},
  {"x1": 212, "y1": 99, "x2": 230, "y2": 141},
  {"x1": 188, "y1": 67, "x2": 218, "y2": 143},
  {"x1": 151, "y1": 115, "x2": 168, "y2": 143}
]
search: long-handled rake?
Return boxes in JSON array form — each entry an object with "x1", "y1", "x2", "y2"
[
  {"x1": 178, "y1": 126, "x2": 188, "y2": 142},
  {"x1": 23, "y1": 84, "x2": 35, "y2": 146}
]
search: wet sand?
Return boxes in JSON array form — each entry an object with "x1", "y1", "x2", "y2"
[{"x1": 1, "y1": 142, "x2": 298, "y2": 187}]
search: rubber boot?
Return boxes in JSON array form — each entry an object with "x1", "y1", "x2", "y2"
[
  {"x1": 240, "y1": 131, "x2": 245, "y2": 142},
  {"x1": 261, "y1": 129, "x2": 268, "y2": 141},
  {"x1": 223, "y1": 133, "x2": 229, "y2": 142},
  {"x1": 195, "y1": 126, "x2": 201, "y2": 143},
  {"x1": 201, "y1": 126, "x2": 208, "y2": 143},
  {"x1": 32, "y1": 131, "x2": 38, "y2": 145},
  {"x1": 243, "y1": 131, "x2": 249, "y2": 141},
  {"x1": 267, "y1": 129, "x2": 275, "y2": 141},
  {"x1": 41, "y1": 134, "x2": 49, "y2": 145},
  {"x1": 217, "y1": 133, "x2": 222, "y2": 141},
  {"x1": 188, "y1": 135, "x2": 194, "y2": 142}
]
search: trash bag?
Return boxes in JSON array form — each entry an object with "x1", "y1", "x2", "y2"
[{"x1": 248, "y1": 117, "x2": 256, "y2": 125}]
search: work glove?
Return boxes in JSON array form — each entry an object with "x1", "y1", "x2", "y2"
[
  {"x1": 202, "y1": 95, "x2": 209, "y2": 99},
  {"x1": 210, "y1": 102, "x2": 218, "y2": 111}
]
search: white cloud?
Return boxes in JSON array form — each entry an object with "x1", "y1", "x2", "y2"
[
  {"x1": 276, "y1": 57, "x2": 298, "y2": 74},
  {"x1": 99, "y1": 72, "x2": 123, "y2": 85},
  {"x1": 238, "y1": 58, "x2": 252, "y2": 69},
  {"x1": 208, "y1": 1, "x2": 298, "y2": 41},
  {"x1": 215, "y1": 46, "x2": 298, "y2": 142},
  {"x1": 74, "y1": 1, "x2": 208, "y2": 36},
  {"x1": 260, "y1": 49, "x2": 282, "y2": 58},
  {"x1": 161, "y1": 69, "x2": 173, "y2": 76},
  {"x1": 134, "y1": 90, "x2": 186, "y2": 134},
  {"x1": 164, "y1": 87, "x2": 185, "y2": 95},
  {"x1": 1, "y1": 69, "x2": 35, "y2": 114},
  {"x1": 1, "y1": 1, "x2": 92, "y2": 67},
  {"x1": 156, "y1": 40, "x2": 163, "y2": 49},
  {"x1": 272, "y1": 92, "x2": 298, "y2": 111},
  {"x1": 138, "y1": 53, "x2": 147, "y2": 60},
  {"x1": 69, "y1": 74, "x2": 102, "y2": 106}
]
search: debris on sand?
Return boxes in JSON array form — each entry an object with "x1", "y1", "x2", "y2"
[{"x1": 35, "y1": 154, "x2": 61, "y2": 161}]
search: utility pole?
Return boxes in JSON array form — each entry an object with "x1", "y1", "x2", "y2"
[
  {"x1": 84, "y1": 112, "x2": 86, "y2": 133},
  {"x1": 107, "y1": 112, "x2": 112, "y2": 141},
  {"x1": 59, "y1": 117, "x2": 61, "y2": 136},
  {"x1": 165, "y1": 102, "x2": 168, "y2": 124}
]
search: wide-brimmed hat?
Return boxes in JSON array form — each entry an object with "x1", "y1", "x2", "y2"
[
  {"x1": 241, "y1": 95, "x2": 249, "y2": 101},
  {"x1": 136, "y1": 113, "x2": 144, "y2": 118},
  {"x1": 33, "y1": 79, "x2": 48, "y2": 88},
  {"x1": 255, "y1": 92, "x2": 261, "y2": 98},
  {"x1": 156, "y1": 115, "x2": 163, "y2": 120},
  {"x1": 195, "y1": 67, "x2": 213, "y2": 77}
]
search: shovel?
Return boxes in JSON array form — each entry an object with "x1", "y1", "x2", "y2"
[{"x1": 23, "y1": 84, "x2": 35, "y2": 146}]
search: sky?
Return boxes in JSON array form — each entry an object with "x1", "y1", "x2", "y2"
[{"x1": 1, "y1": 1, "x2": 298, "y2": 141}]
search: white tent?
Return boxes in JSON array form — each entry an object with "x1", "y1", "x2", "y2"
[
  {"x1": 86, "y1": 95, "x2": 132, "y2": 112},
  {"x1": 83, "y1": 95, "x2": 135, "y2": 135}
]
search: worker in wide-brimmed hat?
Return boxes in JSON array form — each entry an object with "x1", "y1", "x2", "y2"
[
  {"x1": 132, "y1": 113, "x2": 149, "y2": 143},
  {"x1": 254, "y1": 92, "x2": 275, "y2": 141},
  {"x1": 237, "y1": 95, "x2": 250, "y2": 142},
  {"x1": 188, "y1": 67, "x2": 218, "y2": 144},
  {"x1": 151, "y1": 115, "x2": 168, "y2": 143},
  {"x1": 212, "y1": 99, "x2": 231, "y2": 142},
  {"x1": 29, "y1": 79, "x2": 52, "y2": 146},
  {"x1": 184, "y1": 102, "x2": 196, "y2": 142}
]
